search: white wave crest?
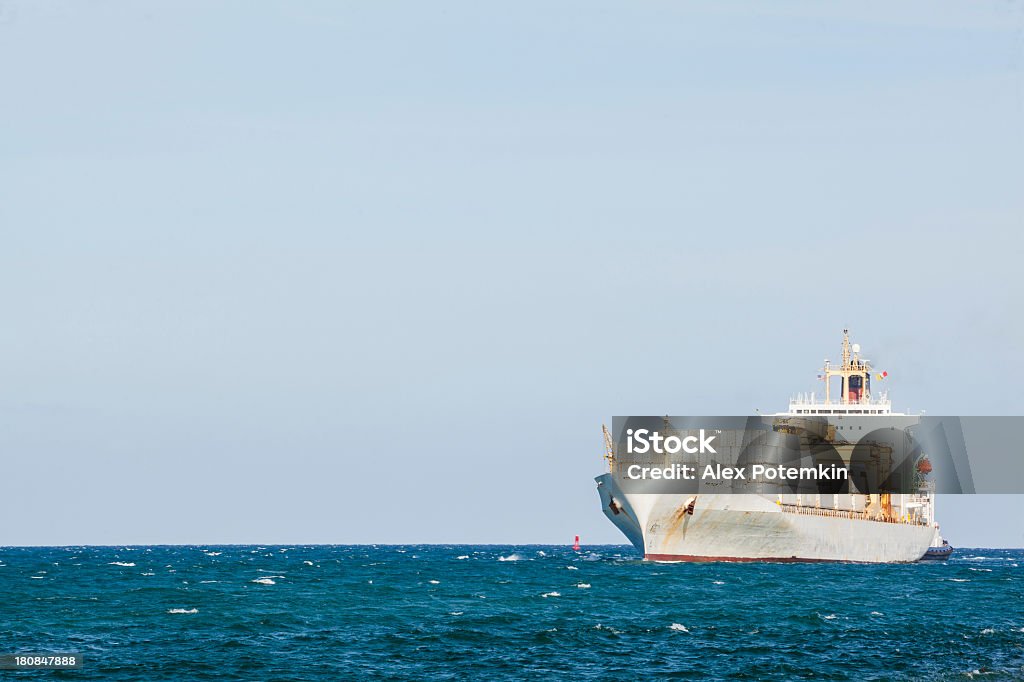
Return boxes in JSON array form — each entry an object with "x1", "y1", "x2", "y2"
[
  {"x1": 541, "y1": 591, "x2": 561, "y2": 598},
  {"x1": 251, "y1": 577, "x2": 276, "y2": 585},
  {"x1": 498, "y1": 554, "x2": 524, "y2": 562},
  {"x1": 109, "y1": 562, "x2": 135, "y2": 567},
  {"x1": 670, "y1": 623, "x2": 689, "y2": 632},
  {"x1": 457, "y1": 555, "x2": 469, "y2": 560},
  {"x1": 567, "y1": 566, "x2": 578, "y2": 570},
  {"x1": 168, "y1": 608, "x2": 198, "y2": 614},
  {"x1": 577, "y1": 583, "x2": 591, "y2": 588},
  {"x1": 429, "y1": 580, "x2": 440, "y2": 584}
]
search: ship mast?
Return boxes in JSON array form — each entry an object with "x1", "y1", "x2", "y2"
[{"x1": 823, "y1": 329, "x2": 873, "y2": 405}]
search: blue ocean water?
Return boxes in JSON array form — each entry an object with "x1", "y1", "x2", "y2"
[{"x1": 2, "y1": 545, "x2": 1023, "y2": 680}]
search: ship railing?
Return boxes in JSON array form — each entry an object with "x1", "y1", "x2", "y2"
[
  {"x1": 787, "y1": 399, "x2": 892, "y2": 407},
  {"x1": 776, "y1": 503, "x2": 928, "y2": 526}
]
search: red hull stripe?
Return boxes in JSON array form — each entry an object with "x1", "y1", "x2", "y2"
[{"x1": 645, "y1": 553, "x2": 840, "y2": 563}]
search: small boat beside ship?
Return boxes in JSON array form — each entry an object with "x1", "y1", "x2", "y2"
[{"x1": 921, "y1": 527, "x2": 954, "y2": 560}]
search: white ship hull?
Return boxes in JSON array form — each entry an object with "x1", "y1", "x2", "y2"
[{"x1": 597, "y1": 473, "x2": 933, "y2": 563}]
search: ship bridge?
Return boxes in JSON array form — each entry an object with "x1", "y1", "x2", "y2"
[
  {"x1": 785, "y1": 394, "x2": 894, "y2": 415},
  {"x1": 780, "y1": 329, "x2": 900, "y2": 416}
]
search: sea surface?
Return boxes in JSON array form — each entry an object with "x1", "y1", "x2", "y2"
[{"x1": 1, "y1": 545, "x2": 1023, "y2": 680}]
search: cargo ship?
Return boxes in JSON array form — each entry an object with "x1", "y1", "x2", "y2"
[{"x1": 595, "y1": 330, "x2": 942, "y2": 563}]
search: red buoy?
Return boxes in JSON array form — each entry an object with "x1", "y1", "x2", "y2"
[{"x1": 573, "y1": 535, "x2": 580, "y2": 551}]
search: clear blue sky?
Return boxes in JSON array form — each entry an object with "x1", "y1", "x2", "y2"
[{"x1": 1, "y1": 1, "x2": 1022, "y2": 546}]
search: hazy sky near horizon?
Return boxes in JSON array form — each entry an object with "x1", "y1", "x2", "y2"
[{"x1": 2, "y1": 1, "x2": 1023, "y2": 546}]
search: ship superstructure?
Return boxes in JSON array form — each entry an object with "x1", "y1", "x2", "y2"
[{"x1": 595, "y1": 330, "x2": 939, "y2": 563}]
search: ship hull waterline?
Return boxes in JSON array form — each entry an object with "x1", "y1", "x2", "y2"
[{"x1": 596, "y1": 473, "x2": 933, "y2": 564}]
